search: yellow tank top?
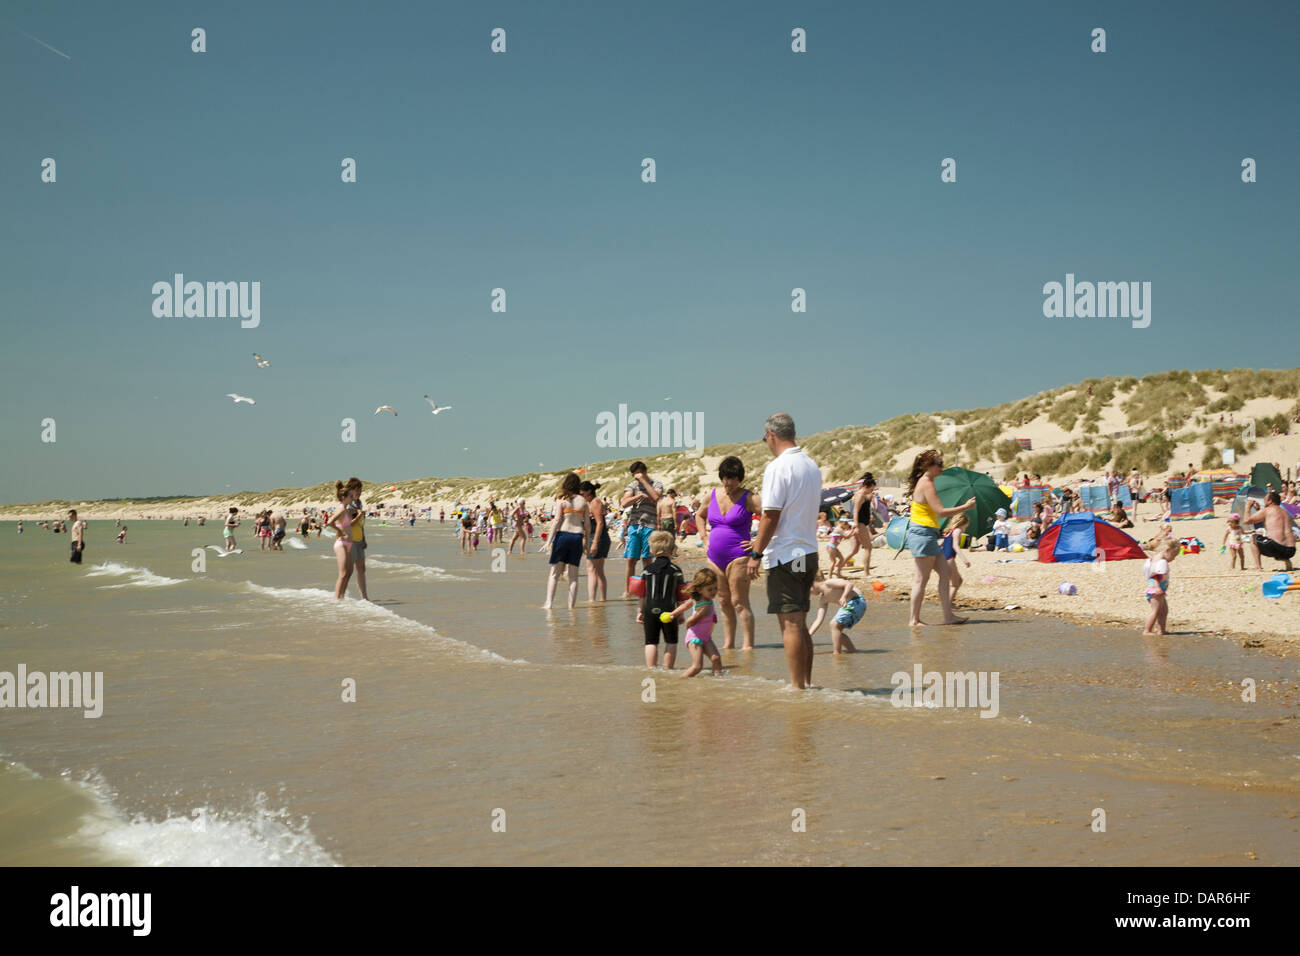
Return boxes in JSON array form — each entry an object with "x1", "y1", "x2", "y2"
[
  {"x1": 909, "y1": 498, "x2": 939, "y2": 529},
  {"x1": 350, "y1": 510, "x2": 365, "y2": 542}
]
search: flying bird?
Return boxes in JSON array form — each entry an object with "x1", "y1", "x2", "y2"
[
  {"x1": 226, "y1": 394, "x2": 255, "y2": 405},
  {"x1": 423, "y1": 396, "x2": 453, "y2": 414},
  {"x1": 374, "y1": 405, "x2": 397, "y2": 416},
  {"x1": 253, "y1": 353, "x2": 271, "y2": 368}
]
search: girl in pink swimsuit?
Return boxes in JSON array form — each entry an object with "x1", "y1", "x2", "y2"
[{"x1": 679, "y1": 568, "x2": 723, "y2": 678}]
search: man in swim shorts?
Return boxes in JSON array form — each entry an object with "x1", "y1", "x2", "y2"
[
  {"x1": 68, "y1": 509, "x2": 85, "y2": 564},
  {"x1": 747, "y1": 413, "x2": 821, "y2": 689},
  {"x1": 620, "y1": 461, "x2": 664, "y2": 597},
  {"x1": 1243, "y1": 491, "x2": 1296, "y2": 571}
]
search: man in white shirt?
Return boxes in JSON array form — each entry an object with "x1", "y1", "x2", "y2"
[{"x1": 747, "y1": 413, "x2": 821, "y2": 689}]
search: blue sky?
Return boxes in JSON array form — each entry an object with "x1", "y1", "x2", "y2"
[{"x1": 3, "y1": 1, "x2": 1296, "y2": 502}]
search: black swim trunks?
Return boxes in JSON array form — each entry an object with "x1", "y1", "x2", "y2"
[
  {"x1": 1255, "y1": 532, "x2": 1296, "y2": 561},
  {"x1": 70, "y1": 542, "x2": 83, "y2": 564}
]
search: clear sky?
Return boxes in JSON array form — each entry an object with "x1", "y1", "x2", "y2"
[{"x1": 3, "y1": 1, "x2": 1296, "y2": 503}]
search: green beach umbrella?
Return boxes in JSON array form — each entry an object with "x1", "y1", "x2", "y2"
[{"x1": 934, "y1": 467, "x2": 1011, "y2": 539}]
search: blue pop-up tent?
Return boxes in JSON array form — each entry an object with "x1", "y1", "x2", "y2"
[{"x1": 1037, "y1": 512, "x2": 1145, "y2": 563}]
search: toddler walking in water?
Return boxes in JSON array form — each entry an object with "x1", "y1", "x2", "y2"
[
  {"x1": 676, "y1": 568, "x2": 723, "y2": 678},
  {"x1": 1142, "y1": 540, "x2": 1179, "y2": 636}
]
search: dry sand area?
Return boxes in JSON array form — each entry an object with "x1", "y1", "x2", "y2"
[{"x1": 825, "y1": 507, "x2": 1300, "y2": 652}]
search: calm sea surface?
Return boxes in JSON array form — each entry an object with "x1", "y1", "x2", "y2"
[{"x1": 1, "y1": 520, "x2": 1297, "y2": 865}]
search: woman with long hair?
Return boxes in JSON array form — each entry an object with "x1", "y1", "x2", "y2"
[
  {"x1": 694, "y1": 455, "x2": 762, "y2": 650},
  {"x1": 844, "y1": 471, "x2": 881, "y2": 574},
  {"x1": 904, "y1": 449, "x2": 975, "y2": 626},
  {"x1": 579, "y1": 481, "x2": 610, "y2": 602},
  {"x1": 326, "y1": 481, "x2": 358, "y2": 600},
  {"x1": 508, "y1": 500, "x2": 529, "y2": 555},
  {"x1": 343, "y1": 477, "x2": 370, "y2": 600},
  {"x1": 543, "y1": 472, "x2": 591, "y2": 609}
]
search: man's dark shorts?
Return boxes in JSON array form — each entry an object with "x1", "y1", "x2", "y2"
[
  {"x1": 70, "y1": 542, "x2": 83, "y2": 564},
  {"x1": 766, "y1": 553, "x2": 818, "y2": 614},
  {"x1": 1255, "y1": 532, "x2": 1296, "y2": 561}
]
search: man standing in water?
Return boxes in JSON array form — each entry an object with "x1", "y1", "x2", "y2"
[
  {"x1": 68, "y1": 509, "x2": 85, "y2": 564},
  {"x1": 620, "y1": 461, "x2": 663, "y2": 597},
  {"x1": 747, "y1": 413, "x2": 820, "y2": 689}
]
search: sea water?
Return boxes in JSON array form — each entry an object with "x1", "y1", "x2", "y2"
[{"x1": 1, "y1": 521, "x2": 1297, "y2": 865}]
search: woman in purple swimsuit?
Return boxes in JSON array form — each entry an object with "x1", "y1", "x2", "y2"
[{"x1": 695, "y1": 456, "x2": 763, "y2": 650}]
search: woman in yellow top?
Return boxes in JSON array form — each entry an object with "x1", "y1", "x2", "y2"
[
  {"x1": 345, "y1": 477, "x2": 370, "y2": 601},
  {"x1": 904, "y1": 449, "x2": 975, "y2": 627}
]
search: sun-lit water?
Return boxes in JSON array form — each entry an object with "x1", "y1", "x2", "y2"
[{"x1": 1, "y1": 520, "x2": 1297, "y2": 865}]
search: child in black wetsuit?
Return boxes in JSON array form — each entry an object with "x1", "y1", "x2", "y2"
[{"x1": 637, "y1": 530, "x2": 683, "y2": 669}]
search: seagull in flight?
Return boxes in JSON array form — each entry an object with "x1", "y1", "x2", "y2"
[
  {"x1": 253, "y1": 353, "x2": 271, "y2": 368},
  {"x1": 424, "y1": 396, "x2": 453, "y2": 415},
  {"x1": 374, "y1": 405, "x2": 397, "y2": 416},
  {"x1": 226, "y1": 393, "x2": 255, "y2": 405}
]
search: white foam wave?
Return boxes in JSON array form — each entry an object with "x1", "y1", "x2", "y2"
[
  {"x1": 242, "y1": 582, "x2": 523, "y2": 664},
  {"x1": 87, "y1": 562, "x2": 184, "y2": 588},
  {"x1": 363, "y1": 556, "x2": 470, "y2": 582},
  {"x1": 72, "y1": 774, "x2": 338, "y2": 867},
  {"x1": 315, "y1": 552, "x2": 469, "y2": 582}
]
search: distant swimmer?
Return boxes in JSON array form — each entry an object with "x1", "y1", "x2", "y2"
[
  {"x1": 223, "y1": 507, "x2": 240, "y2": 551},
  {"x1": 68, "y1": 510, "x2": 85, "y2": 564},
  {"x1": 16, "y1": 521, "x2": 21, "y2": 534},
  {"x1": 226, "y1": 393, "x2": 255, "y2": 405},
  {"x1": 253, "y1": 353, "x2": 271, "y2": 368},
  {"x1": 423, "y1": 396, "x2": 453, "y2": 415},
  {"x1": 374, "y1": 405, "x2": 397, "y2": 416}
]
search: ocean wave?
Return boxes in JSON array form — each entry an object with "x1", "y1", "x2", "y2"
[
  {"x1": 241, "y1": 582, "x2": 523, "y2": 664},
  {"x1": 73, "y1": 774, "x2": 338, "y2": 867},
  {"x1": 0, "y1": 762, "x2": 337, "y2": 866},
  {"x1": 86, "y1": 562, "x2": 184, "y2": 589},
  {"x1": 316, "y1": 554, "x2": 470, "y2": 582}
]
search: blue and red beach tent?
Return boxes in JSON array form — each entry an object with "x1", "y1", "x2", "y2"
[{"x1": 1037, "y1": 512, "x2": 1146, "y2": 563}]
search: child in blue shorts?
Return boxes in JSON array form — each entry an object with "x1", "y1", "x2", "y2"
[{"x1": 809, "y1": 574, "x2": 864, "y2": 654}]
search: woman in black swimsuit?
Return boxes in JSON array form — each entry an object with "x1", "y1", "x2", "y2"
[{"x1": 844, "y1": 472, "x2": 881, "y2": 575}]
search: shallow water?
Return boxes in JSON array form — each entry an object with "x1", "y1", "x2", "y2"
[{"x1": 1, "y1": 521, "x2": 1297, "y2": 865}]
